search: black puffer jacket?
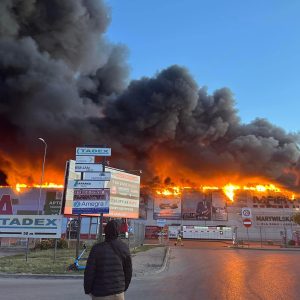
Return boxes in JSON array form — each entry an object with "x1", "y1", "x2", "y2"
[{"x1": 84, "y1": 239, "x2": 132, "y2": 297}]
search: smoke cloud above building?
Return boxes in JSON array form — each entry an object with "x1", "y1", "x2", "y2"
[{"x1": 0, "y1": 0, "x2": 299, "y2": 192}]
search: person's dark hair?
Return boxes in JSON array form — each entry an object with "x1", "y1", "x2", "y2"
[{"x1": 104, "y1": 220, "x2": 119, "y2": 241}]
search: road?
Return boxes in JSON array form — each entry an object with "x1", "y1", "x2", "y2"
[{"x1": 1, "y1": 242, "x2": 300, "y2": 300}]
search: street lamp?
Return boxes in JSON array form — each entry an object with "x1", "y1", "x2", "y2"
[{"x1": 38, "y1": 138, "x2": 47, "y2": 215}]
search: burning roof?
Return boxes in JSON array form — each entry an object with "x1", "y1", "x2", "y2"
[{"x1": 0, "y1": 1, "x2": 300, "y2": 197}]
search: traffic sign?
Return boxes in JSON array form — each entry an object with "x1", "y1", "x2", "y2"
[
  {"x1": 83, "y1": 171, "x2": 111, "y2": 181},
  {"x1": 243, "y1": 218, "x2": 252, "y2": 228},
  {"x1": 242, "y1": 208, "x2": 252, "y2": 219},
  {"x1": 75, "y1": 163, "x2": 103, "y2": 172},
  {"x1": 69, "y1": 180, "x2": 105, "y2": 189},
  {"x1": 75, "y1": 155, "x2": 95, "y2": 163},
  {"x1": 76, "y1": 147, "x2": 111, "y2": 156}
]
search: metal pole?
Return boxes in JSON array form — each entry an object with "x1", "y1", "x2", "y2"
[
  {"x1": 38, "y1": 138, "x2": 47, "y2": 215},
  {"x1": 25, "y1": 238, "x2": 29, "y2": 262},
  {"x1": 76, "y1": 215, "x2": 81, "y2": 258},
  {"x1": 53, "y1": 239, "x2": 57, "y2": 261},
  {"x1": 247, "y1": 228, "x2": 250, "y2": 247},
  {"x1": 98, "y1": 149, "x2": 107, "y2": 242},
  {"x1": 260, "y1": 226, "x2": 263, "y2": 248}
]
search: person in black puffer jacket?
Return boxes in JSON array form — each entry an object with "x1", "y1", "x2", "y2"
[{"x1": 84, "y1": 220, "x2": 132, "y2": 300}]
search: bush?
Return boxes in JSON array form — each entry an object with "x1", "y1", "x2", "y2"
[
  {"x1": 40, "y1": 239, "x2": 54, "y2": 250},
  {"x1": 33, "y1": 238, "x2": 68, "y2": 250},
  {"x1": 57, "y1": 239, "x2": 68, "y2": 249}
]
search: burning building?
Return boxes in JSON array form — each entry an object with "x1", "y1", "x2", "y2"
[{"x1": 1, "y1": 1, "x2": 300, "y2": 242}]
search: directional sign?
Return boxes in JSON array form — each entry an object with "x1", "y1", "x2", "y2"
[
  {"x1": 75, "y1": 163, "x2": 103, "y2": 172},
  {"x1": 76, "y1": 147, "x2": 111, "y2": 157},
  {"x1": 69, "y1": 180, "x2": 105, "y2": 189},
  {"x1": 243, "y1": 218, "x2": 252, "y2": 228},
  {"x1": 83, "y1": 172, "x2": 111, "y2": 181},
  {"x1": 75, "y1": 155, "x2": 95, "y2": 164}
]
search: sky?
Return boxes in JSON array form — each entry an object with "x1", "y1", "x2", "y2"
[{"x1": 106, "y1": 0, "x2": 300, "y2": 133}]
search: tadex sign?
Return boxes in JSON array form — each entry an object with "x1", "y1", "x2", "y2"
[
  {"x1": 0, "y1": 215, "x2": 62, "y2": 238},
  {"x1": 76, "y1": 147, "x2": 111, "y2": 156}
]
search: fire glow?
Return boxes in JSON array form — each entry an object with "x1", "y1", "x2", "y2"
[
  {"x1": 155, "y1": 183, "x2": 296, "y2": 202},
  {"x1": 13, "y1": 183, "x2": 64, "y2": 192}
]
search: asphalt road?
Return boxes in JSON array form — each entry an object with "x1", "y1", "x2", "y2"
[{"x1": 1, "y1": 242, "x2": 300, "y2": 300}]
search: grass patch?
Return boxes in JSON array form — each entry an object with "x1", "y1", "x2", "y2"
[
  {"x1": 0, "y1": 248, "x2": 87, "y2": 275},
  {"x1": 0, "y1": 243, "x2": 161, "y2": 274}
]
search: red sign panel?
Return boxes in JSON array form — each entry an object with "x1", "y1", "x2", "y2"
[{"x1": 243, "y1": 218, "x2": 252, "y2": 228}]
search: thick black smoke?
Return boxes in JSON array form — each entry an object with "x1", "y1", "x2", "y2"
[
  {"x1": 0, "y1": 0, "x2": 128, "y2": 183},
  {"x1": 0, "y1": 0, "x2": 300, "y2": 192}
]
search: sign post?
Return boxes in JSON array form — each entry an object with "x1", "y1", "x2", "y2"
[
  {"x1": 243, "y1": 218, "x2": 252, "y2": 247},
  {"x1": 74, "y1": 145, "x2": 112, "y2": 243},
  {"x1": 99, "y1": 147, "x2": 107, "y2": 242}
]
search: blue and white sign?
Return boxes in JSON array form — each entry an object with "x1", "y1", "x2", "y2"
[
  {"x1": 0, "y1": 215, "x2": 62, "y2": 238},
  {"x1": 242, "y1": 208, "x2": 252, "y2": 219},
  {"x1": 75, "y1": 163, "x2": 103, "y2": 172},
  {"x1": 83, "y1": 172, "x2": 111, "y2": 181},
  {"x1": 156, "y1": 219, "x2": 167, "y2": 227},
  {"x1": 76, "y1": 147, "x2": 111, "y2": 157},
  {"x1": 72, "y1": 200, "x2": 109, "y2": 214},
  {"x1": 75, "y1": 155, "x2": 95, "y2": 164},
  {"x1": 72, "y1": 189, "x2": 110, "y2": 214},
  {"x1": 70, "y1": 180, "x2": 105, "y2": 189}
]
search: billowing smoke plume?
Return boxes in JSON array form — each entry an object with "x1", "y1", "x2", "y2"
[{"x1": 0, "y1": 0, "x2": 300, "y2": 192}]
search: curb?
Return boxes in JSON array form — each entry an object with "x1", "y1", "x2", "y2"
[
  {"x1": 228, "y1": 246, "x2": 300, "y2": 252},
  {"x1": 0, "y1": 273, "x2": 83, "y2": 279},
  {"x1": 154, "y1": 246, "x2": 170, "y2": 274}
]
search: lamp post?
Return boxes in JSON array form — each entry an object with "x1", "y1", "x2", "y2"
[{"x1": 38, "y1": 138, "x2": 47, "y2": 215}]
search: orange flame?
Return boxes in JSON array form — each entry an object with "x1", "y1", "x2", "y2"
[
  {"x1": 154, "y1": 183, "x2": 296, "y2": 202},
  {"x1": 15, "y1": 183, "x2": 64, "y2": 192}
]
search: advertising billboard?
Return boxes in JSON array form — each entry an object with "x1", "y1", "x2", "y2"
[
  {"x1": 63, "y1": 161, "x2": 140, "y2": 219},
  {"x1": 182, "y1": 190, "x2": 212, "y2": 220},
  {"x1": 106, "y1": 168, "x2": 140, "y2": 219},
  {"x1": 153, "y1": 195, "x2": 181, "y2": 219},
  {"x1": 211, "y1": 191, "x2": 228, "y2": 221},
  {"x1": 0, "y1": 187, "x2": 63, "y2": 215}
]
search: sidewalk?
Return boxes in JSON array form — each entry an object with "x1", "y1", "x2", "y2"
[{"x1": 132, "y1": 246, "x2": 168, "y2": 277}]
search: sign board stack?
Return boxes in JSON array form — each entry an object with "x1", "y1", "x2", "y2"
[
  {"x1": 241, "y1": 208, "x2": 252, "y2": 228},
  {"x1": 72, "y1": 147, "x2": 111, "y2": 215}
]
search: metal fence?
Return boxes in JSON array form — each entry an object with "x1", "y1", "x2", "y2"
[{"x1": 126, "y1": 222, "x2": 145, "y2": 249}]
